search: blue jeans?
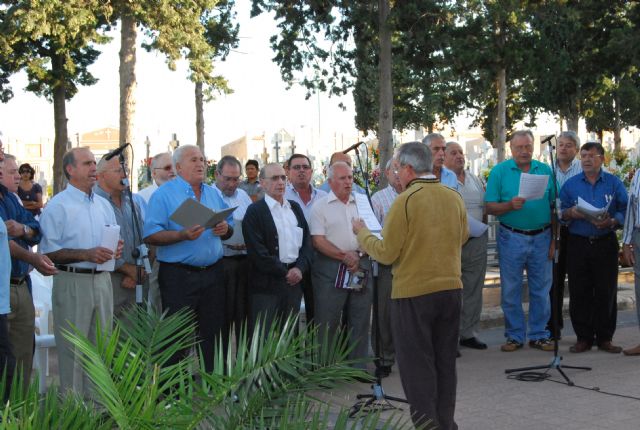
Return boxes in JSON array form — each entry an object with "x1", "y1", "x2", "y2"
[{"x1": 497, "y1": 226, "x2": 552, "y2": 343}]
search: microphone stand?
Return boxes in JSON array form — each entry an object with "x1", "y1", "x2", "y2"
[
  {"x1": 349, "y1": 145, "x2": 407, "y2": 417},
  {"x1": 505, "y1": 136, "x2": 590, "y2": 384},
  {"x1": 117, "y1": 148, "x2": 152, "y2": 307}
]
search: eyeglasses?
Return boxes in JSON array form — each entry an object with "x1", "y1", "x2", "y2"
[
  {"x1": 268, "y1": 175, "x2": 287, "y2": 182},
  {"x1": 154, "y1": 165, "x2": 173, "y2": 171},
  {"x1": 108, "y1": 167, "x2": 129, "y2": 174},
  {"x1": 290, "y1": 164, "x2": 311, "y2": 171}
]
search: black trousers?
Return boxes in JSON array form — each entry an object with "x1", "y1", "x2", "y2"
[
  {"x1": 223, "y1": 256, "x2": 249, "y2": 345},
  {"x1": 567, "y1": 233, "x2": 619, "y2": 345},
  {"x1": 391, "y1": 289, "x2": 461, "y2": 430},
  {"x1": 548, "y1": 225, "x2": 569, "y2": 335},
  {"x1": 249, "y1": 282, "x2": 303, "y2": 338},
  {"x1": 159, "y1": 261, "x2": 227, "y2": 373}
]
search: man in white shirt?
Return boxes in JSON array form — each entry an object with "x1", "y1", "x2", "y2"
[
  {"x1": 445, "y1": 142, "x2": 488, "y2": 350},
  {"x1": 215, "y1": 155, "x2": 253, "y2": 342},
  {"x1": 285, "y1": 153, "x2": 327, "y2": 323},
  {"x1": 242, "y1": 163, "x2": 312, "y2": 334},
  {"x1": 138, "y1": 152, "x2": 175, "y2": 203},
  {"x1": 311, "y1": 161, "x2": 373, "y2": 370},
  {"x1": 40, "y1": 147, "x2": 123, "y2": 397}
]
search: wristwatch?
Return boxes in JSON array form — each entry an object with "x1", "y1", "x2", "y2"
[{"x1": 23, "y1": 224, "x2": 30, "y2": 237}]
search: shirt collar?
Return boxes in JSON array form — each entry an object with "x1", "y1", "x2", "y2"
[
  {"x1": 265, "y1": 194, "x2": 290, "y2": 210},
  {"x1": 327, "y1": 190, "x2": 355, "y2": 204},
  {"x1": 555, "y1": 158, "x2": 580, "y2": 173},
  {"x1": 176, "y1": 175, "x2": 203, "y2": 196},
  {"x1": 580, "y1": 169, "x2": 605, "y2": 183},
  {"x1": 67, "y1": 183, "x2": 94, "y2": 202}
]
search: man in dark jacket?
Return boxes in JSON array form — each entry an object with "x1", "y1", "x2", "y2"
[{"x1": 243, "y1": 163, "x2": 312, "y2": 334}]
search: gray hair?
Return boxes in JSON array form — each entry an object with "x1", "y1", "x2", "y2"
[
  {"x1": 2, "y1": 153, "x2": 16, "y2": 162},
  {"x1": 445, "y1": 141, "x2": 462, "y2": 152},
  {"x1": 384, "y1": 158, "x2": 393, "y2": 171},
  {"x1": 422, "y1": 133, "x2": 445, "y2": 147},
  {"x1": 509, "y1": 130, "x2": 534, "y2": 143},
  {"x1": 216, "y1": 155, "x2": 242, "y2": 174},
  {"x1": 327, "y1": 161, "x2": 351, "y2": 179},
  {"x1": 96, "y1": 155, "x2": 109, "y2": 172},
  {"x1": 173, "y1": 145, "x2": 201, "y2": 168},
  {"x1": 396, "y1": 141, "x2": 433, "y2": 174},
  {"x1": 259, "y1": 162, "x2": 284, "y2": 179},
  {"x1": 150, "y1": 152, "x2": 172, "y2": 170},
  {"x1": 559, "y1": 130, "x2": 580, "y2": 148}
]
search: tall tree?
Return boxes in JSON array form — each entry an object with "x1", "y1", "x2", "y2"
[
  {"x1": 109, "y1": 0, "x2": 230, "y2": 148},
  {"x1": 193, "y1": 0, "x2": 239, "y2": 153},
  {"x1": 0, "y1": 0, "x2": 108, "y2": 193}
]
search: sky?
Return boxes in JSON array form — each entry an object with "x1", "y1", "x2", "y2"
[{"x1": 0, "y1": 0, "x2": 359, "y2": 159}]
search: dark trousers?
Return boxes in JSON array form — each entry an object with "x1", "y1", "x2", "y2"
[
  {"x1": 249, "y1": 282, "x2": 303, "y2": 337},
  {"x1": 567, "y1": 233, "x2": 619, "y2": 345},
  {"x1": 547, "y1": 225, "x2": 569, "y2": 335},
  {"x1": 159, "y1": 262, "x2": 227, "y2": 373},
  {"x1": 0, "y1": 314, "x2": 15, "y2": 401},
  {"x1": 223, "y1": 256, "x2": 249, "y2": 344},
  {"x1": 391, "y1": 289, "x2": 461, "y2": 430},
  {"x1": 302, "y1": 269, "x2": 314, "y2": 324}
]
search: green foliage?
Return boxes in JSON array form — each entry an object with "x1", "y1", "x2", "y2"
[{"x1": 0, "y1": 307, "x2": 413, "y2": 429}]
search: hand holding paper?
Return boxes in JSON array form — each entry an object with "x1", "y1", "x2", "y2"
[
  {"x1": 96, "y1": 224, "x2": 121, "y2": 271},
  {"x1": 518, "y1": 173, "x2": 549, "y2": 201}
]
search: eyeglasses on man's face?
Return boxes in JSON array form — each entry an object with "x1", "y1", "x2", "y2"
[
  {"x1": 154, "y1": 165, "x2": 173, "y2": 171},
  {"x1": 290, "y1": 164, "x2": 311, "y2": 171}
]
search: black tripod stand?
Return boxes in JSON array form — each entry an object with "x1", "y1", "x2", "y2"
[
  {"x1": 348, "y1": 144, "x2": 407, "y2": 417},
  {"x1": 505, "y1": 135, "x2": 591, "y2": 384}
]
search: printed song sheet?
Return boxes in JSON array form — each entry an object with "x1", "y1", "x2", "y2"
[
  {"x1": 97, "y1": 224, "x2": 120, "y2": 271},
  {"x1": 518, "y1": 173, "x2": 549, "y2": 201},
  {"x1": 354, "y1": 193, "x2": 383, "y2": 236}
]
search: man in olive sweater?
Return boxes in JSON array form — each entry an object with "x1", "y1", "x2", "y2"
[{"x1": 353, "y1": 142, "x2": 468, "y2": 430}]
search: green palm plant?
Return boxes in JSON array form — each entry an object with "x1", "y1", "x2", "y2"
[{"x1": 1, "y1": 306, "x2": 414, "y2": 429}]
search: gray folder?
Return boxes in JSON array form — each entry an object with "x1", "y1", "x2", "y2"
[{"x1": 170, "y1": 198, "x2": 237, "y2": 229}]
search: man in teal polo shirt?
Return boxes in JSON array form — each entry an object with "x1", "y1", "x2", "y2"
[{"x1": 486, "y1": 130, "x2": 555, "y2": 352}]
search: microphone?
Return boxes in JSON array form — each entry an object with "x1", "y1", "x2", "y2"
[
  {"x1": 104, "y1": 143, "x2": 129, "y2": 161},
  {"x1": 541, "y1": 135, "x2": 555, "y2": 145},
  {"x1": 342, "y1": 141, "x2": 365, "y2": 154}
]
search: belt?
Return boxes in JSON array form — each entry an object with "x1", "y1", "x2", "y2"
[
  {"x1": 500, "y1": 223, "x2": 551, "y2": 236},
  {"x1": 55, "y1": 265, "x2": 103, "y2": 275},
  {"x1": 223, "y1": 255, "x2": 247, "y2": 261},
  {"x1": 161, "y1": 261, "x2": 218, "y2": 272},
  {"x1": 10, "y1": 276, "x2": 28, "y2": 286},
  {"x1": 570, "y1": 233, "x2": 616, "y2": 244}
]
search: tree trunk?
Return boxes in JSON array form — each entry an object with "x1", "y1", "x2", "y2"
[
  {"x1": 495, "y1": 67, "x2": 507, "y2": 162},
  {"x1": 119, "y1": 14, "x2": 137, "y2": 147},
  {"x1": 613, "y1": 90, "x2": 622, "y2": 153},
  {"x1": 51, "y1": 52, "x2": 69, "y2": 195},
  {"x1": 195, "y1": 82, "x2": 205, "y2": 154},
  {"x1": 377, "y1": 0, "x2": 393, "y2": 189},
  {"x1": 566, "y1": 91, "x2": 580, "y2": 132}
]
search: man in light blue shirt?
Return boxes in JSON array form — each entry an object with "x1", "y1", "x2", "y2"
[
  {"x1": 144, "y1": 145, "x2": 233, "y2": 372},
  {"x1": 422, "y1": 134, "x2": 459, "y2": 190},
  {"x1": 40, "y1": 147, "x2": 123, "y2": 397}
]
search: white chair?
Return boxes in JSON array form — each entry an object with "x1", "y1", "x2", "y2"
[{"x1": 31, "y1": 271, "x2": 56, "y2": 394}]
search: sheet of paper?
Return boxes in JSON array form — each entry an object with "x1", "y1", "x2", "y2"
[
  {"x1": 97, "y1": 224, "x2": 120, "y2": 271},
  {"x1": 170, "y1": 198, "x2": 236, "y2": 229},
  {"x1": 354, "y1": 193, "x2": 382, "y2": 235},
  {"x1": 468, "y1": 215, "x2": 489, "y2": 238},
  {"x1": 576, "y1": 196, "x2": 612, "y2": 221},
  {"x1": 223, "y1": 219, "x2": 246, "y2": 256},
  {"x1": 518, "y1": 173, "x2": 549, "y2": 200}
]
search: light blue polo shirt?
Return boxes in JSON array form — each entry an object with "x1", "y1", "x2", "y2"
[
  {"x1": 143, "y1": 175, "x2": 232, "y2": 267},
  {"x1": 0, "y1": 221, "x2": 11, "y2": 314},
  {"x1": 485, "y1": 159, "x2": 553, "y2": 230}
]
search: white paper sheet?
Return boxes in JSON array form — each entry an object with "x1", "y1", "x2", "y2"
[
  {"x1": 576, "y1": 196, "x2": 612, "y2": 221},
  {"x1": 468, "y1": 215, "x2": 489, "y2": 238},
  {"x1": 97, "y1": 224, "x2": 120, "y2": 272},
  {"x1": 354, "y1": 193, "x2": 382, "y2": 236},
  {"x1": 518, "y1": 173, "x2": 549, "y2": 200}
]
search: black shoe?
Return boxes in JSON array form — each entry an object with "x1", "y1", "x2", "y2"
[
  {"x1": 457, "y1": 349, "x2": 461, "y2": 358},
  {"x1": 460, "y1": 337, "x2": 488, "y2": 350},
  {"x1": 375, "y1": 365, "x2": 392, "y2": 378}
]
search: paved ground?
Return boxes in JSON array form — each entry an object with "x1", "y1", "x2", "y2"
[{"x1": 330, "y1": 281, "x2": 640, "y2": 430}]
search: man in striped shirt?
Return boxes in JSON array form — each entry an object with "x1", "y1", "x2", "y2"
[
  {"x1": 548, "y1": 131, "x2": 582, "y2": 340},
  {"x1": 370, "y1": 158, "x2": 402, "y2": 377}
]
